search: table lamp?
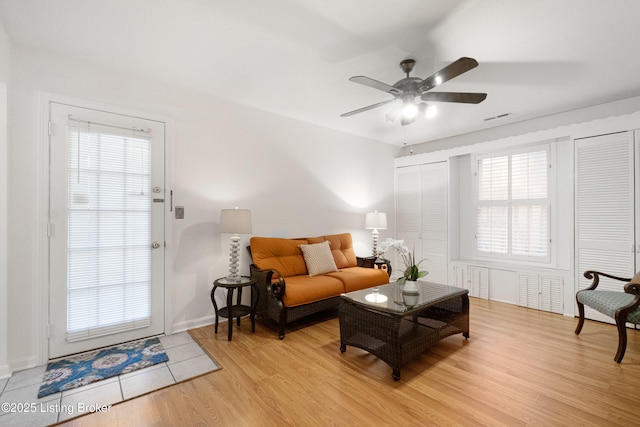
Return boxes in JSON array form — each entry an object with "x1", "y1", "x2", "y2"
[
  {"x1": 220, "y1": 207, "x2": 252, "y2": 282},
  {"x1": 365, "y1": 210, "x2": 387, "y2": 256}
]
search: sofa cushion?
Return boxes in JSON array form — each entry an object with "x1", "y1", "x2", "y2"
[
  {"x1": 327, "y1": 267, "x2": 389, "y2": 292},
  {"x1": 250, "y1": 237, "x2": 309, "y2": 277},
  {"x1": 282, "y1": 275, "x2": 345, "y2": 307},
  {"x1": 307, "y1": 233, "x2": 358, "y2": 269},
  {"x1": 300, "y1": 241, "x2": 338, "y2": 276}
]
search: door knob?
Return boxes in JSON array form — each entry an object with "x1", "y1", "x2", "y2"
[{"x1": 151, "y1": 241, "x2": 161, "y2": 249}]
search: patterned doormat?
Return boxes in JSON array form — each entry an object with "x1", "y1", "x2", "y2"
[{"x1": 38, "y1": 337, "x2": 168, "y2": 398}]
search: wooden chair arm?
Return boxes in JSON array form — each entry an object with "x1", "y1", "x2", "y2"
[
  {"x1": 619, "y1": 283, "x2": 640, "y2": 316},
  {"x1": 624, "y1": 282, "x2": 640, "y2": 296},
  {"x1": 583, "y1": 270, "x2": 632, "y2": 291}
]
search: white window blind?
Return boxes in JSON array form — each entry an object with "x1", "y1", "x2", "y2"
[
  {"x1": 475, "y1": 146, "x2": 550, "y2": 262},
  {"x1": 477, "y1": 155, "x2": 509, "y2": 255},
  {"x1": 66, "y1": 120, "x2": 152, "y2": 342}
]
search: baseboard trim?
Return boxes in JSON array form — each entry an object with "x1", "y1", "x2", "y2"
[
  {"x1": 0, "y1": 316, "x2": 218, "y2": 379},
  {"x1": 171, "y1": 315, "x2": 214, "y2": 334},
  {"x1": 0, "y1": 363, "x2": 10, "y2": 380},
  {"x1": 0, "y1": 355, "x2": 40, "y2": 379}
]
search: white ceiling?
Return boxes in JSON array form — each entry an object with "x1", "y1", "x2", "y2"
[{"x1": 2, "y1": 0, "x2": 640, "y2": 146}]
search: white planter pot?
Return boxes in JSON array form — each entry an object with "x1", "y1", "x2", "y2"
[{"x1": 403, "y1": 280, "x2": 419, "y2": 293}]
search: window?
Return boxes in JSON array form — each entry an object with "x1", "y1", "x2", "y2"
[
  {"x1": 475, "y1": 145, "x2": 550, "y2": 262},
  {"x1": 66, "y1": 120, "x2": 152, "y2": 342}
]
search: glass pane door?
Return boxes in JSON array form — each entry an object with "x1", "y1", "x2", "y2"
[{"x1": 48, "y1": 102, "x2": 165, "y2": 358}]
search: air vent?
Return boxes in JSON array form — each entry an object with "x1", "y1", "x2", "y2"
[{"x1": 484, "y1": 112, "x2": 512, "y2": 122}]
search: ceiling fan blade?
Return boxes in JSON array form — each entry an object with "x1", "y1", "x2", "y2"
[
  {"x1": 340, "y1": 99, "x2": 398, "y2": 117},
  {"x1": 420, "y1": 57, "x2": 479, "y2": 91},
  {"x1": 349, "y1": 76, "x2": 403, "y2": 96},
  {"x1": 421, "y1": 92, "x2": 487, "y2": 104}
]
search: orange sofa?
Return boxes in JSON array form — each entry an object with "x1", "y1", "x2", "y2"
[{"x1": 249, "y1": 233, "x2": 389, "y2": 339}]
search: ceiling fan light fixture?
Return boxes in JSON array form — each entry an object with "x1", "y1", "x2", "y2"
[
  {"x1": 385, "y1": 103, "x2": 400, "y2": 122},
  {"x1": 385, "y1": 110, "x2": 397, "y2": 123},
  {"x1": 420, "y1": 103, "x2": 437, "y2": 118},
  {"x1": 400, "y1": 115, "x2": 415, "y2": 126},
  {"x1": 401, "y1": 102, "x2": 418, "y2": 119}
]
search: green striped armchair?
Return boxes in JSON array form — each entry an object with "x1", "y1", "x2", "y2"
[{"x1": 575, "y1": 270, "x2": 640, "y2": 363}]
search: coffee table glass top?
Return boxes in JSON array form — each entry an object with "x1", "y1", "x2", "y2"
[{"x1": 341, "y1": 281, "x2": 468, "y2": 314}]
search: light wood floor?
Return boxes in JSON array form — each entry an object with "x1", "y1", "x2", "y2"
[{"x1": 58, "y1": 298, "x2": 640, "y2": 426}]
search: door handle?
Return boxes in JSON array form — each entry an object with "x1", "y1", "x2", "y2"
[{"x1": 151, "y1": 241, "x2": 161, "y2": 249}]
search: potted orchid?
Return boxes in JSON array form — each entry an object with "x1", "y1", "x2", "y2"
[{"x1": 377, "y1": 238, "x2": 428, "y2": 286}]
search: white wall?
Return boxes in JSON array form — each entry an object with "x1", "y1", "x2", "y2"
[
  {"x1": 0, "y1": 18, "x2": 10, "y2": 378},
  {"x1": 6, "y1": 45, "x2": 398, "y2": 372}
]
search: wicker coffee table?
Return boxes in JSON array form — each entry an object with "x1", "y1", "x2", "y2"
[{"x1": 339, "y1": 281, "x2": 469, "y2": 381}]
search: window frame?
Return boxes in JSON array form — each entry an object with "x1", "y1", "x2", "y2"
[{"x1": 473, "y1": 143, "x2": 552, "y2": 264}]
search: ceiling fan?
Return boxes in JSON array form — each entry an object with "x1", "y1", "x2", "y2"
[{"x1": 341, "y1": 57, "x2": 487, "y2": 126}]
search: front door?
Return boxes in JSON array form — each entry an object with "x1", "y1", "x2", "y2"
[{"x1": 48, "y1": 101, "x2": 166, "y2": 358}]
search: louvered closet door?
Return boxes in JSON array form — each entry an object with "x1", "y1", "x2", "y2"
[
  {"x1": 518, "y1": 273, "x2": 539, "y2": 309},
  {"x1": 396, "y1": 162, "x2": 448, "y2": 285},
  {"x1": 540, "y1": 276, "x2": 563, "y2": 314},
  {"x1": 396, "y1": 166, "x2": 422, "y2": 277},
  {"x1": 420, "y1": 162, "x2": 448, "y2": 284},
  {"x1": 575, "y1": 132, "x2": 635, "y2": 323}
]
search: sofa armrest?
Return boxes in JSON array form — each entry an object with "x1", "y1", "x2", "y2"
[
  {"x1": 357, "y1": 256, "x2": 392, "y2": 277},
  {"x1": 357, "y1": 256, "x2": 376, "y2": 268},
  {"x1": 250, "y1": 264, "x2": 286, "y2": 299},
  {"x1": 583, "y1": 270, "x2": 632, "y2": 291},
  {"x1": 268, "y1": 268, "x2": 286, "y2": 299}
]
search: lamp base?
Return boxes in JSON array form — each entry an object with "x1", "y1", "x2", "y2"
[
  {"x1": 371, "y1": 229, "x2": 379, "y2": 257},
  {"x1": 227, "y1": 234, "x2": 241, "y2": 282}
]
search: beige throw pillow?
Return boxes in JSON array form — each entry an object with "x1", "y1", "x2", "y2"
[{"x1": 300, "y1": 241, "x2": 338, "y2": 276}]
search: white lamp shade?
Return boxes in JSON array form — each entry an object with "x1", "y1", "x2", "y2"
[
  {"x1": 365, "y1": 211, "x2": 387, "y2": 230},
  {"x1": 220, "y1": 208, "x2": 253, "y2": 234}
]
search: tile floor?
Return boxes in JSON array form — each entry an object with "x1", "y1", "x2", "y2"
[{"x1": 0, "y1": 332, "x2": 220, "y2": 426}]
